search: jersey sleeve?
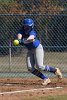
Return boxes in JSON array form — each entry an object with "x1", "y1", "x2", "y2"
[{"x1": 30, "y1": 30, "x2": 36, "y2": 37}]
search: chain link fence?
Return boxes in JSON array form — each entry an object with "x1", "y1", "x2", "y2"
[{"x1": 0, "y1": 0, "x2": 67, "y2": 77}]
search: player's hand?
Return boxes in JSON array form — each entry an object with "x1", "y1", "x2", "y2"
[{"x1": 18, "y1": 39, "x2": 22, "y2": 44}]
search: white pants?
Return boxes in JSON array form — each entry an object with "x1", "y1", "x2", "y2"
[{"x1": 26, "y1": 44, "x2": 46, "y2": 72}]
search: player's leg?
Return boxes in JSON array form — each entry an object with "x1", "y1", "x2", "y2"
[
  {"x1": 35, "y1": 44, "x2": 62, "y2": 83},
  {"x1": 44, "y1": 65, "x2": 62, "y2": 79},
  {"x1": 35, "y1": 44, "x2": 56, "y2": 73},
  {"x1": 26, "y1": 50, "x2": 49, "y2": 82}
]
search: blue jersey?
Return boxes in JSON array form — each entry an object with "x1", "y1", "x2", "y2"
[{"x1": 18, "y1": 28, "x2": 40, "y2": 50}]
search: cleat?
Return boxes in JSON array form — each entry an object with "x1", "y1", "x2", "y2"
[
  {"x1": 55, "y1": 68, "x2": 62, "y2": 79},
  {"x1": 42, "y1": 78, "x2": 51, "y2": 85}
]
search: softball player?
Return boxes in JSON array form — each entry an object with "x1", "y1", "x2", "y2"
[{"x1": 16, "y1": 18, "x2": 62, "y2": 85}]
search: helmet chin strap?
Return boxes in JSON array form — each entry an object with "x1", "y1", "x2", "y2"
[{"x1": 31, "y1": 24, "x2": 34, "y2": 28}]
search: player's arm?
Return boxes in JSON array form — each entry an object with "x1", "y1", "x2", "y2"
[
  {"x1": 17, "y1": 33, "x2": 34, "y2": 44},
  {"x1": 23, "y1": 35, "x2": 35, "y2": 44},
  {"x1": 23, "y1": 31, "x2": 36, "y2": 44},
  {"x1": 27, "y1": 35, "x2": 35, "y2": 40}
]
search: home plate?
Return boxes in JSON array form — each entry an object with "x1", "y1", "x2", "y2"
[{"x1": 0, "y1": 87, "x2": 63, "y2": 95}]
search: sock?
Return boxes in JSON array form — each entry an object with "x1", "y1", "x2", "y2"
[
  {"x1": 45, "y1": 65, "x2": 56, "y2": 73},
  {"x1": 32, "y1": 69, "x2": 48, "y2": 79}
]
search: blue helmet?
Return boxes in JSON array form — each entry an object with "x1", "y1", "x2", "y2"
[{"x1": 22, "y1": 18, "x2": 34, "y2": 28}]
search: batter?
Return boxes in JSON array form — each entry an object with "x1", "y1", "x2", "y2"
[{"x1": 16, "y1": 18, "x2": 62, "y2": 85}]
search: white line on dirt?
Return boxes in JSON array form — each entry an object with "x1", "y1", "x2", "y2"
[{"x1": 0, "y1": 87, "x2": 63, "y2": 95}]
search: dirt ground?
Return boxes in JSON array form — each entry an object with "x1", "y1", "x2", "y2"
[{"x1": 0, "y1": 77, "x2": 67, "y2": 100}]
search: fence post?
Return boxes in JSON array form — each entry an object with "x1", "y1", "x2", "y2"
[{"x1": 9, "y1": 39, "x2": 11, "y2": 72}]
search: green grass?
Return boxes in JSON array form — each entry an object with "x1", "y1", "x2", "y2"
[
  {"x1": 0, "y1": 0, "x2": 14, "y2": 3},
  {"x1": 24, "y1": 94, "x2": 67, "y2": 100}
]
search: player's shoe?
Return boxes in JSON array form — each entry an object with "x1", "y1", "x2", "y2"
[
  {"x1": 42, "y1": 78, "x2": 51, "y2": 85},
  {"x1": 55, "y1": 68, "x2": 62, "y2": 79}
]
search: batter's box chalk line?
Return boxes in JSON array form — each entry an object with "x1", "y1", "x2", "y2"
[{"x1": 0, "y1": 87, "x2": 63, "y2": 95}]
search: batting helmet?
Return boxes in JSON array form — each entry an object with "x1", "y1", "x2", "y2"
[{"x1": 22, "y1": 18, "x2": 34, "y2": 28}]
